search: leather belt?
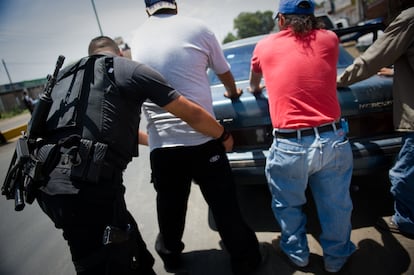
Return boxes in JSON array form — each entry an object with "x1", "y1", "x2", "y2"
[{"x1": 274, "y1": 122, "x2": 341, "y2": 139}]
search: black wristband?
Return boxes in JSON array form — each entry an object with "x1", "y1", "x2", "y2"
[{"x1": 217, "y1": 129, "x2": 231, "y2": 142}]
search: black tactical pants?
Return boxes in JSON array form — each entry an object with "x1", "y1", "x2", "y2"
[
  {"x1": 150, "y1": 140, "x2": 261, "y2": 274},
  {"x1": 37, "y1": 178, "x2": 155, "y2": 275}
]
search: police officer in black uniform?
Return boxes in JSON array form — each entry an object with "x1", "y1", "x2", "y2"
[{"x1": 35, "y1": 36, "x2": 234, "y2": 275}]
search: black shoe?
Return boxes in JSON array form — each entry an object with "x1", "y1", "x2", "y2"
[
  {"x1": 250, "y1": 242, "x2": 272, "y2": 274},
  {"x1": 155, "y1": 233, "x2": 184, "y2": 272},
  {"x1": 140, "y1": 268, "x2": 157, "y2": 275},
  {"x1": 233, "y1": 242, "x2": 270, "y2": 275},
  {"x1": 375, "y1": 217, "x2": 414, "y2": 239}
]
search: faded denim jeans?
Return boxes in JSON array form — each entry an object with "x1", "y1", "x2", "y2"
[
  {"x1": 389, "y1": 132, "x2": 414, "y2": 234},
  {"x1": 266, "y1": 128, "x2": 356, "y2": 271}
]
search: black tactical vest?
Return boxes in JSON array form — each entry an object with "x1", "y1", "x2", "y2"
[{"x1": 45, "y1": 55, "x2": 138, "y2": 169}]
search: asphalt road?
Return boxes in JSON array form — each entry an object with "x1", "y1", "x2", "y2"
[
  {"x1": 0, "y1": 114, "x2": 413, "y2": 275},
  {"x1": 0, "y1": 112, "x2": 31, "y2": 133}
]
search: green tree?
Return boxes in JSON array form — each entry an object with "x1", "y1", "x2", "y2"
[
  {"x1": 223, "y1": 10, "x2": 275, "y2": 43},
  {"x1": 223, "y1": 32, "x2": 238, "y2": 44}
]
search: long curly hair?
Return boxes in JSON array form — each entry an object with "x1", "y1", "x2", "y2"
[{"x1": 280, "y1": 14, "x2": 325, "y2": 35}]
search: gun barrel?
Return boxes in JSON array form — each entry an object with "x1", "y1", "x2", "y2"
[
  {"x1": 56, "y1": 55, "x2": 65, "y2": 71},
  {"x1": 44, "y1": 55, "x2": 65, "y2": 97},
  {"x1": 27, "y1": 55, "x2": 65, "y2": 138},
  {"x1": 14, "y1": 182, "x2": 25, "y2": 211}
]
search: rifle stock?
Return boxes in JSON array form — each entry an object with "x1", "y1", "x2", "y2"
[
  {"x1": 2, "y1": 151, "x2": 18, "y2": 199},
  {"x1": 1, "y1": 138, "x2": 31, "y2": 211}
]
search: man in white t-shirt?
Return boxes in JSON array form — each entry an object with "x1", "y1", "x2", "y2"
[{"x1": 130, "y1": 1, "x2": 262, "y2": 274}]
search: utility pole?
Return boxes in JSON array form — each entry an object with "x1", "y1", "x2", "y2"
[
  {"x1": 91, "y1": 0, "x2": 104, "y2": 36},
  {"x1": 2, "y1": 59, "x2": 13, "y2": 85}
]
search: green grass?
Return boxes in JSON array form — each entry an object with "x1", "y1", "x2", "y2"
[{"x1": 0, "y1": 108, "x2": 28, "y2": 120}]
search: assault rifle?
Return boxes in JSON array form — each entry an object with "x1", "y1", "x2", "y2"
[
  {"x1": 28, "y1": 55, "x2": 65, "y2": 137},
  {"x1": 1, "y1": 55, "x2": 65, "y2": 211}
]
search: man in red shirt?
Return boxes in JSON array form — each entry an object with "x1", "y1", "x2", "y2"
[{"x1": 249, "y1": 0, "x2": 356, "y2": 273}]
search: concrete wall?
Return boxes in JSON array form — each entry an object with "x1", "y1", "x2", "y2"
[{"x1": 0, "y1": 85, "x2": 44, "y2": 113}]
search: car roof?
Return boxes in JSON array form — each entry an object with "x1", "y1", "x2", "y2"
[{"x1": 222, "y1": 35, "x2": 268, "y2": 49}]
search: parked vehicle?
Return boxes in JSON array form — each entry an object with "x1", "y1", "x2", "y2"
[
  {"x1": 335, "y1": 18, "x2": 385, "y2": 45},
  {"x1": 316, "y1": 13, "x2": 349, "y2": 30},
  {"x1": 208, "y1": 34, "x2": 402, "y2": 184}
]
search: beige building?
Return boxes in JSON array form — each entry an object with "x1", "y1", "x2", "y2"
[{"x1": 316, "y1": 0, "x2": 401, "y2": 26}]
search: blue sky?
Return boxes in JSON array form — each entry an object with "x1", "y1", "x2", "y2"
[{"x1": 0, "y1": 0, "x2": 279, "y2": 85}]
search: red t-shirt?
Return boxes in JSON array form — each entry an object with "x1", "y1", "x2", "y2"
[{"x1": 251, "y1": 28, "x2": 340, "y2": 129}]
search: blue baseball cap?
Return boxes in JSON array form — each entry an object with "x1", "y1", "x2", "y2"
[
  {"x1": 145, "y1": 0, "x2": 177, "y2": 15},
  {"x1": 278, "y1": 0, "x2": 315, "y2": 15}
]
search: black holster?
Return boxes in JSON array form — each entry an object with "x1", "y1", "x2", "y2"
[
  {"x1": 70, "y1": 139, "x2": 108, "y2": 183},
  {"x1": 24, "y1": 143, "x2": 60, "y2": 204}
]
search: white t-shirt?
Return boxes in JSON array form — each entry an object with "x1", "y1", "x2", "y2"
[{"x1": 130, "y1": 14, "x2": 230, "y2": 151}]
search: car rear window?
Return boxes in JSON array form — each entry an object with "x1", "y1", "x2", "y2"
[
  {"x1": 208, "y1": 41, "x2": 354, "y2": 85},
  {"x1": 208, "y1": 44, "x2": 256, "y2": 85}
]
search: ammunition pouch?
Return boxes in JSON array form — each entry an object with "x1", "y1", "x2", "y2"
[
  {"x1": 3, "y1": 133, "x2": 119, "y2": 209},
  {"x1": 69, "y1": 139, "x2": 110, "y2": 184},
  {"x1": 36, "y1": 137, "x2": 125, "y2": 201},
  {"x1": 33, "y1": 135, "x2": 112, "y2": 189},
  {"x1": 24, "y1": 144, "x2": 58, "y2": 204}
]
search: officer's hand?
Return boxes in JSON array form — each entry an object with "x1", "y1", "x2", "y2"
[{"x1": 221, "y1": 133, "x2": 234, "y2": 152}]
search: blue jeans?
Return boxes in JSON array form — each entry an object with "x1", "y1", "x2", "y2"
[
  {"x1": 265, "y1": 129, "x2": 356, "y2": 271},
  {"x1": 389, "y1": 132, "x2": 414, "y2": 234}
]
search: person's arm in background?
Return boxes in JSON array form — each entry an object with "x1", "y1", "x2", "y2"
[
  {"x1": 377, "y1": 67, "x2": 394, "y2": 77},
  {"x1": 163, "y1": 95, "x2": 233, "y2": 151},
  {"x1": 205, "y1": 25, "x2": 242, "y2": 100},
  {"x1": 218, "y1": 70, "x2": 243, "y2": 99},
  {"x1": 249, "y1": 70, "x2": 265, "y2": 94},
  {"x1": 138, "y1": 131, "x2": 148, "y2": 146},
  {"x1": 337, "y1": 12, "x2": 412, "y2": 87}
]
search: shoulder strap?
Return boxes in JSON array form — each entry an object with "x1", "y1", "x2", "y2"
[
  {"x1": 105, "y1": 57, "x2": 115, "y2": 83},
  {"x1": 45, "y1": 56, "x2": 98, "y2": 139}
]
